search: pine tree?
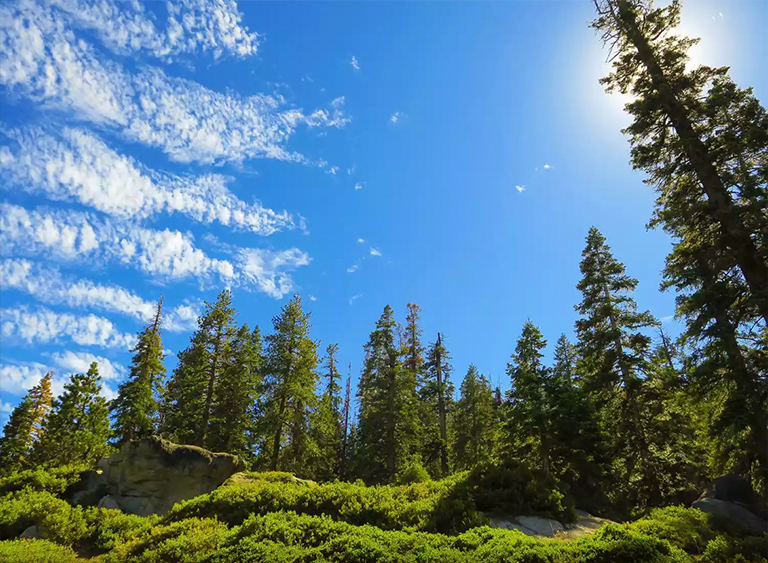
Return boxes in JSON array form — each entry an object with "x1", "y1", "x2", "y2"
[
  {"x1": 356, "y1": 305, "x2": 416, "y2": 483},
  {"x1": 209, "y1": 325, "x2": 262, "y2": 458},
  {"x1": 547, "y1": 335, "x2": 609, "y2": 507},
  {"x1": 592, "y1": 0, "x2": 768, "y2": 322},
  {"x1": 258, "y1": 294, "x2": 318, "y2": 474},
  {"x1": 161, "y1": 290, "x2": 237, "y2": 448},
  {"x1": 112, "y1": 301, "x2": 166, "y2": 443},
  {"x1": 505, "y1": 321, "x2": 552, "y2": 475},
  {"x1": 34, "y1": 363, "x2": 110, "y2": 467},
  {"x1": 421, "y1": 333, "x2": 453, "y2": 477},
  {"x1": 1, "y1": 371, "x2": 55, "y2": 471},
  {"x1": 575, "y1": 227, "x2": 670, "y2": 508},
  {"x1": 313, "y1": 343, "x2": 343, "y2": 480},
  {"x1": 452, "y1": 364, "x2": 496, "y2": 471}
]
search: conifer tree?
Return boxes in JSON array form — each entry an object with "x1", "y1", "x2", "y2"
[
  {"x1": 0, "y1": 372, "x2": 53, "y2": 471},
  {"x1": 258, "y1": 294, "x2": 318, "y2": 474},
  {"x1": 452, "y1": 364, "x2": 496, "y2": 471},
  {"x1": 505, "y1": 321, "x2": 552, "y2": 475},
  {"x1": 161, "y1": 290, "x2": 237, "y2": 448},
  {"x1": 356, "y1": 305, "x2": 415, "y2": 483},
  {"x1": 421, "y1": 333, "x2": 453, "y2": 477},
  {"x1": 592, "y1": 0, "x2": 768, "y2": 322},
  {"x1": 575, "y1": 227, "x2": 673, "y2": 508},
  {"x1": 112, "y1": 301, "x2": 165, "y2": 443},
  {"x1": 34, "y1": 363, "x2": 110, "y2": 467},
  {"x1": 313, "y1": 343, "x2": 343, "y2": 479},
  {"x1": 547, "y1": 335, "x2": 609, "y2": 505},
  {"x1": 209, "y1": 325, "x2": 262, "y2": 458}
]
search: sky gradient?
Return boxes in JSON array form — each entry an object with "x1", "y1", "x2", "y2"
[{"x1": 1, "y1": 0, "x2": 766, "y2": 420}]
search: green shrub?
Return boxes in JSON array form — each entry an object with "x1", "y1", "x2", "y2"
[
  {"x1": 0, "y1": 465, "x2": 89, "y2": 496},
  {"x1": 165, "y1": 472, "x2": 484, "y2": 533},
  {"x1": 465, "y1": 460, "x2": 575, "y2": 522},
  {"x1": 627, "y1": 506, "x2": 713, "y2": 553},
  {"x1": 0, "y1": 539, "x2": 85, "y2": 563},
  {"x1": 701, "y1": 534, "x2": 768, "y2": 563},
  {"x1": 0, "y1": 490, "x2": 90, "y2": 544},
  {"x1": 85, "y1": 508, "x2": 158, "y2": 552},
  {"x1": 394, "y1": 456, "x2": 431, "y2": 485}
]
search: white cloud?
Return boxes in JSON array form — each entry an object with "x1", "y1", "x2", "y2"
[
  {"x1": 354, "y1": 183, "x2": 363, "y2": 191},
  {"x1": 350, "y1": 56, "x2": 360, "y2": 71},
  {"x1": 0, "y1": 258, "x2": 199, "y2": 331},
  {"x1": 0, "y1": 401, "x2": 14, "y2": 414},
  {"x1": 49, "y1": 350, "x2": 125, "y2": 381},
  {"x1": 46, "y1": 0, "x2": 260, "y2": 61},
  {"x1": 237, "y1": 248, "x2": 311, "y2": 299},
  {"x1": 369, "y1": 247, "x2": 382, "y2": 257},
  {"x1": 326, "y1": 166, "x2": 340, "y2": 176},
  {"x1": 346, "y1": 264, "x2": 359, "y2": 274},
  {"x1": 0, "y1": 128, "x2": 295, "y2": 234},
  {"x1": 0, "y1": 203, "x2": 235, "y2": 281},
  {"x1": 349, "y1": 294, "x2": 362, "y2": 305},
  {"x1": 0, "y1": 205, "x2": 311, "y2": 297},
  {"x1": 309, "y1": 295, "x2": 317, "y2": 302},
  {"x1": 0, "y1": 1, "x2": 349, "y2": 164},
  {"x1": 515, "y1": 185, "x2": 526, "y2": 193},
  {"x1": 543, "y1": 163, "x2": 552, "y2": 170},
  {"x1": 0, "y1": 359, "x2": 116, "y2": 401},
  {"x1": 357, "y1": 238, "x2": 365, "y2": 244},
  {"x1": 0, "y1": 306, "x2": 136, "y2": 349},
  {"x1": 390, "y1": 111, "x2": 403, "y2": 124}
]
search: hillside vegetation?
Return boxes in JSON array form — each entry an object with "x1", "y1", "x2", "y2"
[{"x1": 0, "y1": 469, "x2": 765, "y2": 563}]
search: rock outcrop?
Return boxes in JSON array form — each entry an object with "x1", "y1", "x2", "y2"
[
  {"x1": 487, "y1": 509, "x2": 613, "y2": 538},
  {"x1": 69, "y1": 436, "x2": 245, "y2": 516},
  {"x1": 692, "y1": 474, "x2": 767, "y2": 535}
]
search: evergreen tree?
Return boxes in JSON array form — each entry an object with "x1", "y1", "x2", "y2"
[
  {"x1": 421, "y1": 333, "x2": 453, "y2": 477},
  {"x1": 593, "y1": 0, "x2": 768, "y2": 494},
  {"x1": 161, "y1": 290, "x2": 237, "y2": 448},
  {"x1": 548, "y1": 335, "x2": 609, "y2": 507},
  {"x1": 0, "y1": 372, "x2": 53, "y2": 471},
  {"x1": 356, "y1": 305, "x2": 416, "y2": 483},
  {"x1": 209, "y1": 325, "x2": 262, "y2": 458},
  {"x1": 452, "y1": 364, "x2": 496, "y2": 471},
  {"x1": 504, "y1": 321, "x2": 552, "y2": 475},
  {"x1": 575, "y1": 227, "x2": 693, "y2": 510},
  {"x1": 258, "y1": 294, "x2": 319, "y2": 474},
  {"x1": 592, "y1": 0, "x2": 768, "y2": 321},
  {"x1": 112, "y1": 301, "x2": 165, "y2": 443},
  {"x1": 34, "y1": 363, "x2": 110, "y2": 467},
  {"x1": 313, "y1": 344, "x2": 343, "y2": 480}
]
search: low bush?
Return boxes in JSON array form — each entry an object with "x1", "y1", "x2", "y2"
[
  {"x1": 465, "y1": 460, "x2": 575, "y2": 523},
  {"x1": 0, "y1": 539, "x2": 85, "y2": 563},
  {"x1": 0, "y1": 490, "x2": 90, "y2": 544},
  {"x1": 0, "y1": 465, "x2": 89, "y2": 496},
  {"x1": 165, "y1": 471, "x2": 484, "y2": 533}
]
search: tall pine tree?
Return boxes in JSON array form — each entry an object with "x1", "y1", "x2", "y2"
[
  {"x1": 313, "y1": 343, "x2": 343, "y2": 480},
  {"x1": 258, "y1": 294, "x2": 318, "y2": 474},
  {"x1": 421, "y1": 333, "x2": 453, "y2": 477},
  {"x1": 112, "y1": 300, "x2": 166, "y2": 443},
  {"x1": 356, "y1": 305, "x2": 417, "y2": 483},
  {"x1": 0, "y1": 371, "x2": 54, "y2": 471},
  {"x1": 34, "y1": 363, "x2": 110, "y2": 467},
  {"x1": 452, "y1": 364, "x2": 496, "y2": 471},
  {"x1": 161, "y1": 290, "x2": 237, "y2": 448}
]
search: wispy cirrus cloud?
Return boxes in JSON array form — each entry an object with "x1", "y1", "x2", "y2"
[
  {"x1": 0, "y1": 258, "x2": 200, "y2": 331},
  {"x1": 369, "y1": 247, "x2": 382, "y2": 257},
  {"x1": 0, "y1": 358, "x2": 118, "y2": 401},
  {"x1": 0, "y1": 0, "x2": 349, "y2": 164},
  {"x1": 0, "y1": 306, "x2": 136, "y2": 349},
  {"x1": 0, "y1": 205, "x2": 310, "y2": 298},
  {"x1": 350, "y1": 56, "x2": 360, "y2": 71},
  {"x1": 46, "y1": 0, "x2": 260, "y2": 61},
  {"x1": 0, "y1": 127, "x2": 295, "y2": 235}
]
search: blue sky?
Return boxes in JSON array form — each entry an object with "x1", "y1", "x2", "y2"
[{"x1": 1, "y1": 0, "x2": 766, "y2": 420}]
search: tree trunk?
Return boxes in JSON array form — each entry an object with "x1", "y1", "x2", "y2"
[{"x1": 435, "y1": 333, "x2": 449, "y2": 477}]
